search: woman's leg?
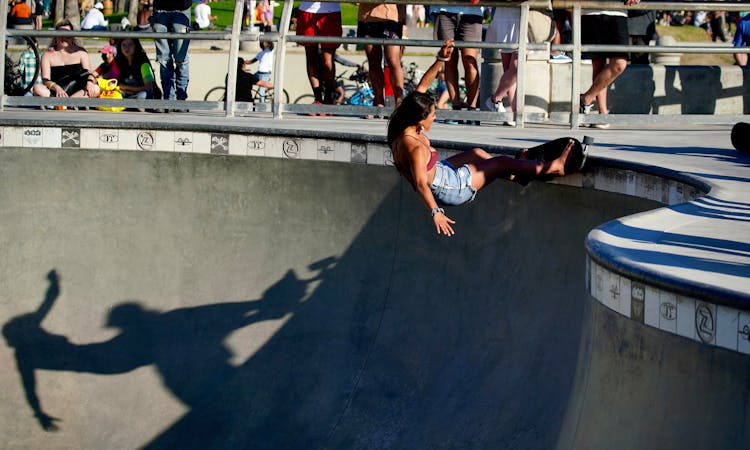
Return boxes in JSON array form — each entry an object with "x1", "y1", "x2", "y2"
[{"x1": 446, "y1": 143, "x2": 574, "y2": 191}]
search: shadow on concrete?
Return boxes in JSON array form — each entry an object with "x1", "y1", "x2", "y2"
[{"x1": 0, "y1": 148, "x2": 719, "y2": 448}]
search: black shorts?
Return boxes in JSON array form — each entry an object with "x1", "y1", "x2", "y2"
[
  {"x1": 356, "y1": 20, "x2": 402, "y2": 40},
  {"x1": 581, "y1": 14, "x2": 629, "y2": 60}
]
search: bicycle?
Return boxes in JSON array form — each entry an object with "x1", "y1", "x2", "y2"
[
  {"x1": 293, "y1": 67, "x2": 374, "y2": 106},
  {"x1": 4, "y1": 36, "x2": 40, "y2": 96},
  {"x1": 203, "y1": 83, "x2": 290, "y2": 104}
]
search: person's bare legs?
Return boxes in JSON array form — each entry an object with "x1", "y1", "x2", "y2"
[
  {"x1": 461, "y1": 47, "x2": 480, "y2": 108},
  {"x1": 320, "y1": 48, "x2": 336, "y2": 104},
  {"x1": 304, "y1": 45, "x2": 322, "y2": 101},
  {"x1": 444, "y1": 50, "x2": 461, "y2": 106},
  {"x1": 445, "y1": 141, "x2": 575, "y2": 190},
  {"x1": 735, "y1": 52, "x2": 748, "y2": 66},
  {"x1": 490, "y1": 52, "x2": 518, "y2": 110},
  {"x1": 384, "y1": 44, "x2": 404, "y2": 105},
  {"x1": 364, "y1": 43, "x2": 385, "y2": 106},
  {"x1": 581, "y1": 56, "x2": 626, "y2": 112}
]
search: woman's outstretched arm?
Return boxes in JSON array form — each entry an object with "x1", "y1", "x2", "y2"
[{"x1": 416, "y1": 39, "x2": 454, "y2": 93}]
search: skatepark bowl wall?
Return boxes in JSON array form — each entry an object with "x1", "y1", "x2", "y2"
[{"x1": 0, "y1": 124, "x2": 749, "y2": 449}]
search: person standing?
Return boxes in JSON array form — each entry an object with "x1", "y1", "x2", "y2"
[
  {"x1": 431, "y1": 4, "x2": 484, "y2": 113},
  {"x1": 732, "y1": 12, "x2": 750, "y2": 66},
  {"x1": 579, "y1": 0, "x2": 641, "y2": 128},
  {"x1": 357, "y1": 3, "x2": 404, "y2": 109},
  {"x1": 152, "y1": 0, "x2": 192, "y2": 102},
  {"x1": 296, "y1": 2, "x2": 342, "y2": 107}
]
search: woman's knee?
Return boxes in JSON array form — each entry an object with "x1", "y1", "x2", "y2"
[{"x1": 471, "y1": 148, "x2": 492, "y2": 159}]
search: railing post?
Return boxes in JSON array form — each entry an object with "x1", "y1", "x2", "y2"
[
  {"x1": 0, "y1": 0, "x2": 9, "y2": 110},
  {"x1": 570, "y1": 3, "x2": 582, "y2": 130},
  {"x1": 274, "y1": 0, "x2": 294, "y2": 119},
  {"x1": 225, "y1": 0, "x2": 246, "y2": 117},
  {"x1": 515, "y1": 2, "x2": 530, "y2": 128}
]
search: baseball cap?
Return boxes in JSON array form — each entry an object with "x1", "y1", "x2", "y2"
[
  {"x1": 101, "y1": 44, "x2": 116, "y2": 56},
  {"x1": 94, "y1": 2, "x2": 104, "y2": 9}
]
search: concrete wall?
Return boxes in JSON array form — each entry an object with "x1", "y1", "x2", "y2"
[{"x1": 549, "y1": 63, "x2": 750, "y2": 115}]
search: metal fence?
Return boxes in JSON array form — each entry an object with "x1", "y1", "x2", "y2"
[{"x1": 1, "y1": 0, "x2": 749, "y2": 128}]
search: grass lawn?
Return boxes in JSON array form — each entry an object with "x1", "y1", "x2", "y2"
[
  {"x1": 205, "y1": 1, "x2": 359, "y2": 29},
  {"x1": 656, "y1": 24, "x2": 735, "y2": 65}
]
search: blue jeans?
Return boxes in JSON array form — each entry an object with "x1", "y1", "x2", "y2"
[
  {"x1": 430, "y1": 160, "x2": 477, "y2": 206},
  {"x1": 256, "y1": 72, "x2": 271, "y2": 103},
  {"x1": 153, "y1": 8, "x2": 190, "y2": 100}
]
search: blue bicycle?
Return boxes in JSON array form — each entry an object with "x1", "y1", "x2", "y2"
[{"x1": 293, "y1": 68, "x2": 374, "y2": 106}]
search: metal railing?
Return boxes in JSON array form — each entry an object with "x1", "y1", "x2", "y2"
[{"x1": 1, "y1": 0, "x2": 749, "y2": 128}]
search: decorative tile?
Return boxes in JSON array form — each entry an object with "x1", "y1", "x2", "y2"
[
  {"x1": 245, "y1": 135, "x2": 267, "y2": 157},
  {"x1": 295, "y1": 138, "x2": 317, "y2": 160},
  {"x1": 135, "y1": 130, "x2": 156, "y2": 151},
  {"x1": 80, "y1": 128, "x2": 100, "y2": 149},
  {"x1": 262, "y1": 136, "x2": 285, "y2": 158},
  {"x1": 192, "y1": 132, "x2": 211, "y2": 154},
  {"x1": 694, "y1": 301, "x2": 717, "y2": 345},
  {"x1": 173, "y1": 131, "x2": 194, "y2": 153},
  {"x1": 643, "y1": 285, "x2": 660, "y2": 328},
  {"x1": 21, "y1": 126, "x2": 45, "y2": 147},
  {"x1": 227, "y1": 134, "x2": 246, "y2": 156},
  {"x1": 117, "y1": 129, "x2": 140, "y2": 151},
  {"x1": 0, "y1": 126, "x2": 4, "y2": 146},
  {"x1": 153, "y1": 130, "x2": 174, "y2": 152},
  {"x1": 61, "y1": 128, "x2": 81, "y2": 148},
  {"x1": 738, "y1": 311, "x2": 750, "y2": 355},
  {"x1": 618, "y1": 276, "x2": 632, "y2": 318},
  {"x1": 716, "y1": 306, "x2": 738, "y2": 351},
  {"x1": 315, "y1": 139, "x2": 344, "y2": 162},
  {"x1": 209, "y1": 133, "x2": 229, "y2": 155},
  {"x1": 97, "y1": 128, "x2": 121, "y2": 150},
  {"x1": 675, "y1": 296, "x2": 696, "y2": 340},
  {"x1": 657, "y1": 291, "x2": 678, "y2": 333},
  {"x1": 630, "y1": 282, "x2": 645, "y2": 323},
  {"x1": 366, "y1": 143, "x2": 391, "y2": 166},
  {"x1": 350, "y1": 142, "x2": 367, "y2": 163},
  {"x1": 42, "y1": 128, "x2": 61, "y2": 148}
]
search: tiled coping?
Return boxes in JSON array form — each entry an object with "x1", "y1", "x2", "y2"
[{"x1": 2, "y1": 123, "x2": 745, "y2": 354}]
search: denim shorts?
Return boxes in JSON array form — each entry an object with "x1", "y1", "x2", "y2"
[{"x1": 430, "y1": 160, "x2": 477, "y2": 206}]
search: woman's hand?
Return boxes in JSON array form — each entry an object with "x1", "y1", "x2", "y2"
[
  {"x1": 86, "y1": 80, "x2": 100, "y2": 98},
  {"x1": 50, "y1": 83, "x2": 66, "y2": 98},
  {"x1": 433, "y1": 211, "x2": 456, "y2": 236},
  {"x1": 437, "y1": 39, "x2": 455, "y2": 61}
]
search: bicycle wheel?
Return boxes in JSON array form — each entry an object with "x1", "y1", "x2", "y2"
[
  {"x1": 5, "y1": 35, "x2": 40, "y2": 96},
  {"x1": 204, "y1": 86, "x2": 226, "y2": 102},
  {"x1": 294, "y1": 94, "x2": 315, "y2": 104}
]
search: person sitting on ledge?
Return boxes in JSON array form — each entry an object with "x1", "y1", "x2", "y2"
[
  {"x1": 387, "y1": 39, "x2": 583, "y2": 237},
  {"x1": 33, "y1": 20, "x2": 100, "y2": 101}
]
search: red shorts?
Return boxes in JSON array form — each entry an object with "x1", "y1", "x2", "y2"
[{"x1": 296, "y1": 11, "x2": 342, "y2": 48}]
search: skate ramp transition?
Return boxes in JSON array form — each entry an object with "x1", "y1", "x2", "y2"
[{"x1": 1, "y1": 146, "x2": 748, "y2": 449}]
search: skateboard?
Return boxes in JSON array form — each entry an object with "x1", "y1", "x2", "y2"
[
  {"x1": 731, "y1": 122, "x2": 750, "y2": 154},
  {"x1": 516, "y1": 136, "x2": 592, "y2": 180}
]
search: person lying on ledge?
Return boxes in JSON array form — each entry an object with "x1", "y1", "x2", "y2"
[{"x1": 387, "y1": 39, "x2": 584, "y2": 237}]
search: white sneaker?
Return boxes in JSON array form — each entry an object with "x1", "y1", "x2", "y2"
[
  {"x1": 484, "y1": 96, "x2": 505, "y2": 113},
  {"x1": 549, "y1": 53, "x2": 572, "y2": 64}
]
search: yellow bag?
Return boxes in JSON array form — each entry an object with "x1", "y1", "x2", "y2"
[{"x1": 96, "y1": 78, "x2": 125, "y2": 112}]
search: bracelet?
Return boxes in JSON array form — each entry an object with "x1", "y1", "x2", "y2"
[
  {"x1": 48, "y1": 82, "x2": 56, "y2": 89},
  {"x1": 436, "y1": 56, "x2": 450, "y2": 62},
  {"x1": 431, "y1": 207, "x2": 445, "y2": 217}
]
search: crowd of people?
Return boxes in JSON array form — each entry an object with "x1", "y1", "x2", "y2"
[{"x1": 4, "y1": 1, "x2": 750, "y2": 117}]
